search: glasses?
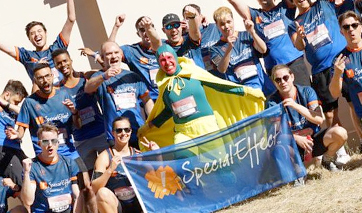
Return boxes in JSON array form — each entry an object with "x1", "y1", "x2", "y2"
[
  {"x1": 114, "y1": 127, "x2": 132, "y2": 134},
  {"x1": 342, "y1": 23, "x2": 360, "y2": 31},
  {"x1": 36, "y1": 74, "x2": 52, "y2": 82},
  {"x1": 274, "y1": 75, "x2": 290, "y2": 84},
  {"x1": 39, "y1": 139, "x2": 59, "y2": 146},
  {"x1": 164, "y1": 22, "x2": 181, "y2": 30}
]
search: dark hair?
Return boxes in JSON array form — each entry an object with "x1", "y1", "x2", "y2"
[
  {"x1": 3, "y1": 80, "x2": 28, "y2": 99},
  {"x1": 25, "y1": 21, "x2": 47, "y2": 37},
  {"x1": 37, "y1": 123, "x2": 58, "y2": 139},
  {"x1": 338, "y1": 10, "x2": 362, "y2": 27},
  {"x1": 112, "y1": 116, "x2": 131, "y2": 131},
  {"x1": 135, "y1": 16, "x2": 146, "y2": 30},
  {"x1": 271, "y1": 64, "x2": 293, "y2": 80},
  {"x1": 182, "y1": 4, "x2": 201, "y2": 16},
  {"x1": 51, "y1": 48, "x2": 70, "y2": 60},
  {"x1": 33, "y1": 63, "x2": 51, "y2": 75},
  {"x1": 355, "y1": 1, "x2": 362, "y2": 14}
]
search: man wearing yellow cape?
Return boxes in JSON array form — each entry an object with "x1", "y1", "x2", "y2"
[{"x1": 138, "y1": 44, "x2": 265, "y2": 152}]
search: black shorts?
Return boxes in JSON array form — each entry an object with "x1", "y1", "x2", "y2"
[
  {"x1": 117, "y1": 198, "x2": 142, "y2": 213},
  {"x1": 0, "y1": 146, "x2": 27, "y2": 186},
  {"x1": 288, "y1": 56, "x2": 311, "y2": 87},
  {"x1": 298, "y1": 128, "x2": 328, "y2": 159},
  {"x1": 311, "y1": 68, "x2": 338, "y2": 112},
  {"x1": 342, "y1": 81, "x2": 351, "y2": 102}
]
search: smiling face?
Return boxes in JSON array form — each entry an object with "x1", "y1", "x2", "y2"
[
  {"x1": 101, "y1": 42, "x2": 123, "y2": 69},
  {"x1": 34, "y1": 67, "x2": 54, "y2": 94},
  {"x1": 292, "y1": 0, "x2": 311, "y2": 12},
  {"x1": 158, "y1": 52, "x2": 177, "y2": 75},
  {"x1": 112, "y1": 119, "x2": 132, "y2": 146},
  {"x1": 54, "y1": 53, "x2": 73, "y2": 78},
  {"x1": 163, "y1": 21, "x2": 183, "y2": 44},
  {"x1": 39, "y1": 130, "x2": 59, "y2": 159},
  {"x1": 340, "y1": 17, "x2": 362, "y2": 46},
  {"x1": 28, "y1": 25, "x2": 47, "y2": 51}
]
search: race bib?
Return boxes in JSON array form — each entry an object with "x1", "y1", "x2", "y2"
[
  {"x1": 149, "y1": 69, "x2": 158, "y2": 87},
  {"x1": 112, "y1": 93, "x2": 137, "y2": 110},
  {"x1": 58, "y1": 128, "x2": 68, "y2": 145},
  {"x1": 306, "y1": 24, "x2": 331, "y2": 50},
  {"x1": 263, "y1": 19, "x2": 286, "y2": 39},
  {"x1": 47, "y1": 194, "x2": 72, "y2": 212},
  {"x1": 234, "y1": 61, "x2": 258, "y2": 81},
  {"x1": 172, "y1": 96, "x2": 197, "y2": 118},
  {"x1": 79, "y1": 106, "x2": 96, "y2": 125},
  {"x1": 114, "y1": 186, "x2": 136, "y2": 201},
  {"x1": 292, "y1": 127, "x2": 314, "y2": 136}
]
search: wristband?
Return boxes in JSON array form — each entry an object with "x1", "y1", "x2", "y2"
[{"x1": 92, "y1": 51, "x2": 99, "y2": 58}]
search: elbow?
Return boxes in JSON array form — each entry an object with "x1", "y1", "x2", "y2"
[{"x1": 217, "y1": 67, "x2": 227, "y2": 73}]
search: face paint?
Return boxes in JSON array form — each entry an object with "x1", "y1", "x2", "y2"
[{"x1": 158, "y1": 52, "x2": 177, "y2": 75}]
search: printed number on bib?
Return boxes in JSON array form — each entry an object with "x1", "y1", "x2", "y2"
[
  {"x1": 79, "y1": 106, "x2": 96, "y2": 125},
  {"x1": 263, "y1": 20, "x2": 286, "y2": 39},
  {"x1": 112, "y1": 93, "x2": 137, "y2": 110},
  {"x1": 114, "y1": 186, "x2": 136, "y2": 201},
  {"x1": 47, "y1": 194, "x2": 72, "y2": 213},
  {"x1": 234, "y1": 61, "x2": 258, "y2": 81},
  {"x1": 172, "y1": 96, "x2": 197, "y2": 118},
  {"x1": 306, "y1": 24, "x2": 331, "y2": 50}
]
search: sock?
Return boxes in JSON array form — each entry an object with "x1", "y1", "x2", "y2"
[{"x1": 336, "y1": 146, "x2": 348, "y2": 156}]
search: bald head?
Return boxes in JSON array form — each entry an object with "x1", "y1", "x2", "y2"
[{"x1": 101, "y1": 41, "x2": 123, "y2": 69}]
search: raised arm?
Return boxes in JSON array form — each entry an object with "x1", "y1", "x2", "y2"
[
  {"x1": 0, "y1": 42, "x2": 16, "y2": 59},
  {"x1": 21, "y1": 158, "x2": 36, "y2": 207},
  {"x1": 60, "y1": 0, "x2": 76, "y2": 44},
  {"x1": 245, "y1": 20, "x2": 267, "y2": 54},
  {"x1": 183, "y1": 6, "x2": 202, "y2": 42},
  {"x1": 291, "y1": 22, "x2": 306, "y2": 51},
  {"x1": 108, "y1": 14, "x2": 126, "y2": 42},
  {"x1": 329, "y1": 54, "x2": 345, "y2": 99},
  {"x1": 227, "y1": 0, "x2": 251, "y2": 20},
  {"x1": 84, "y1": 67, "x2": 118, "y2": 94},
  {"x1": 140, "y1": 17, "x2": 162, "y2": 51},
  {"x1": 216, "y1": 34, "x2": 237, "y2": 73}
]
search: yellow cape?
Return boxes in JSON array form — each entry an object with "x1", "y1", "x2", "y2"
[{"x1": 138, "y1": 57, "x2": 265, "y2": 151}]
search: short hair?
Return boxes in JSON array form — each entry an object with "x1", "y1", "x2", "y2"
[
  {"x1": 271, "y1": 64, "x2": 293, "y2": 80},
  {"x1": 338, "y1": 10, "x2": 362, "y2": 27},
  {"x1": 183, "y1": 4, "x2": 201, "y2": 16},
  {"x1": 112, "y1": 116, "x2": 131, "y2": 131},
  {"x1": 100, "y1": 41, "x2": 121, "y2": 58},
  {"x1": 135, "y1": 16, "x2": 146, "y2": 30},
  {"x1": 51, "y1": 48, "x2": 70, "y2": 60},
  {"x1": 213, "y1": 7, "x2": 233, "y2": 24},
  {"x1": 37, "y1": 123, "x2": 58, "y2": 139},
  {"x1": 33, "y1": 63, "x2": 51, "y2": 75},
  {"x1": 25, "y1": 21, "x2": 47, "y2": 37},
  {"x1": 2, "y1": 80, "x2": 28, "y2": 99}
]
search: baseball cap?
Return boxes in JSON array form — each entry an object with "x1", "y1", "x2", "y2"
[{"x1": 162, "y1": 13, "x2": 181, "y2": 26}]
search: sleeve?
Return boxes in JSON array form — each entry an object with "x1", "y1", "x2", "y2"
[
  {"x1": 15, "y1": 100, "x2": 30, "y2": 128},
  {"x1": 209, "y1": 46, "x2": 223, "y2": 66},
  {"x1": 15, "y1": 47, "x2": 31, "y2": 63},
  {"x1": 151, "y1": 107, "x2": 173, "y2": 128},
  {"x1": 305, "y1": 87, "x2": 320, "y2": 110},
  {"x1": 288, "y1": 20, "x2": 298, "y2": 38},
  {"x1": 120, "y1": 45, "x2": 131, "y2": 64},
  {"x1": 201, "y1": 81, "x2": 244, "y2": 95},
  {"x1": 70, "y1": 158, "x2": 80, "y2": 183},
  {"x1": 135, "y1": 74, "x2": 149, "y2": 98}
]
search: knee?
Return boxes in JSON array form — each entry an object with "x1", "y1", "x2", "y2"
[
  {"x1": 96, "y1": 187, "x2": 114, "y2": 202},
  {"x1": 330, "y1": 126, "x2": 348, "y2": 144}
]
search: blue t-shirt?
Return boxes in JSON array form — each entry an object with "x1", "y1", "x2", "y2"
[
  {"x1": 92, "y1": 70, "x2": 148, "y2": 145},
  {"x1": 16, "y1": 34, "x2": 66, "y2": 85},
  {"x1": 60, "y1": 77, "x2": 105, "y2": 141},
  {"x1": 267, "y1": 85, "x2": 321, "y2": 134},
  {"x1": 0, "y1": 109, "x2": 21, "y2": 150},
  {"x1": 164, "y1": 35, "x2": 205, "y2": 69},
  {"x1": 209, "y1": 31, "x2": 276, "y2": 96},
  {"x1": 0, "y1": 177, "x2": 15, "y2": 213},
  {"x1": 29, "y1": 155, "x2": 79, "y2": 213},
  {"x1": 335, "y1": 47, "x2": 362, "y2": 119},
  {"x1": 16, "y1": 89, "x2": 79, "y2": 159},
  {"x1": 121, "y1": 43, "x2": 160, "y2": 101},
  {"x1": 288, "y1": 0, "x2": 346, "y2": 75},
  {"x1": 249, "y1": 1, "x2": 304, "y2": 70}
]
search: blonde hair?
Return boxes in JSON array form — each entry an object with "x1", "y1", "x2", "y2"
[{"x1": 213, "y1": 7, "x2": 233, "y2": 24}]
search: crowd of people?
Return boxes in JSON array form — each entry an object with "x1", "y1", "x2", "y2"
[{"x1": 0, "y1": 0, "x2": 362, "y2": 212}]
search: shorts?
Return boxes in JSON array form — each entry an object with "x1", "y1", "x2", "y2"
[
  {"x1": 298, "y1": 128, "x2": 328, "y2": 159},
  {"x1": 287, "y1": 56, "x2": 311, "y2": 87},
  {"x1": 0, "y1": 146, "x2": 27, "y2": 186},
  {"x1": 117, "y1": 198, "x2": 142, "y2": 213},
  {"x1": 74, "y1": 133, "x2": 109, "y2": 170},
  {"x1": 311, "y1": 68, "x2": 338, "y2": 112}
]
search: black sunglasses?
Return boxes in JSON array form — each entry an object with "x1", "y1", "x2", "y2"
[
  {"x1": 342, "y1": 23, "x2": 360, "y2": 31},
  {"x1": 165, "y1": 22, "x2": 181, "y2": 30},
  {"x1": 115, "y1": 127, "x2": 132, "y2": 133},
  {"x1": 274, "y1": 75, "x2": 290, "y2": 84},
  {"x1": 39, "y1": 139, "x2": 59, "y2": 146}
]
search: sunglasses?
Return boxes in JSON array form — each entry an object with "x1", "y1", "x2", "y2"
[
  {"x1": 114, "y1": 127, "x2": 132, "y2": 134},
  {"x1": 39, "y1": 139, "x2": 59, "y2": 146},
  {"x1": 274, "y1": 75, "x2": 290, "y2": 84},
  {"x1": 164, "y1": 22, "x2": 181, "y2": 30},
  {"x1": 342, "y1": 23, "x2": 360, "y2": 31}
]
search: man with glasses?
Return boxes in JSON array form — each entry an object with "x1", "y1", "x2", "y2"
[
  {"x1": 5, "y1": 63, "x2": 86, "y2": 171},
  {"x1": 267, "y1": 64, "x2": 347, "y2": 171},
  {"x1": 330, "y1": 11, "x2": 362, "y2": 151},
  {"x1": 21, "y1": 123, "x2": 81, "y2": 213}
]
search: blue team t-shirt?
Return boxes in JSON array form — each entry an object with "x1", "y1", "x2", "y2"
[
  {"x1": 29, "y1": 155, "x2": 79, "y2": 213},
  {"x1": 60, "y1": 77, "x2": 105, "y2": 141},
  {"x1": 16, "y1": 89, "x2": 79, "y2": 159},
  {"x1": 16, "y1": 34, "x2": 66, "y2": 85},
  {"x1": 288, "y1": 0, "x2": 346, "y2": 75},
  {"x1": 0, "y1": 109, "x2": 21, "y2": 150},
  {"x1": 92, "y1": 70, "x2": 148, "y2": 145},
  {"x1": 249, "y1": 1, "x2": 304, "y2": 70},
  {"x1": 0, "y1": 177, "x2": 15, "y2": 213},
  {"x1": 209, "y1": 31, "x2": 276, "y2": 96}
]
